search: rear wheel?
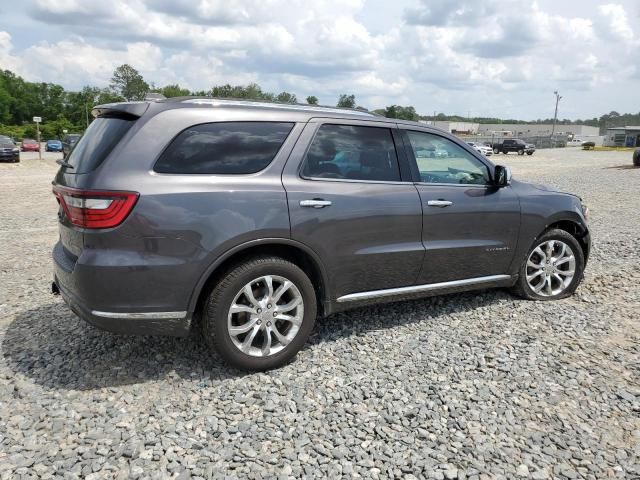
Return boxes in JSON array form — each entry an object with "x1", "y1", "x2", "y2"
[
  {"x1": 512, "y1": 229, "x2": 584, "y2": 300},
  {"x1": 202, "y1": 256, "x2": 317, "y2": 370}
]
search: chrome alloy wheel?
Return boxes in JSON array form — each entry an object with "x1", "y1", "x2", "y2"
[
  {"x1": 227, "y1": 275, "x2": 304, "y2": 357},
  {"x1": 526, "y1": 240, "x2": 576, "y2": 297}
]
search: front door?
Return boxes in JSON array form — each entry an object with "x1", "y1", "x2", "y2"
[
  {"x1": 400, "y1": 128, "x2": 521, "y2": 284},
  {"x1": 282, "y1": 120, "x2": 424, "y2": 300}
]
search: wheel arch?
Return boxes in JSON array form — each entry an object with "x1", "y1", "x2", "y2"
[
  {"x1": 543, "y1": 219, "x2": 590, "y2": 262},
  {"x1": 189, "y1": 238, "x2": 331, "y2": 322}
]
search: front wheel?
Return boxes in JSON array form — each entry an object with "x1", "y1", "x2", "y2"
[
  {"x1": 512, "y1": 229, "x2": 585, "y2": 300},
  {"x1": 526, "y1": 152, "x2": 533, "y2": 155},
  {"x1": 493, "y1": 148, "x2": 499, "y2": 154},
  {"x1": 633, "y1": 148, "x2": 640, "y2": 167},
  {"x1": 517, "y1": 149, "x2": 525, "y2": 155},
  {"x1": 202, "y1": 256, "x2": 317, "y2": 370}
]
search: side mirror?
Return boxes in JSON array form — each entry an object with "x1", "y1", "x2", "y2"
[{"x1": 494, "y1": 165, "x2": 512, "y2": 187}]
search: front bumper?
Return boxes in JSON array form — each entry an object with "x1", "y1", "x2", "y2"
[
  {"x1": 53, "y1": 242, "x2": 191, "y2": 337},
  {"x1": 0, "y1": 152, "x2": 19, "y2": 161}
]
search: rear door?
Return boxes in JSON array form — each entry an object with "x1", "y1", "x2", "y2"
[
  {"x1": 282, "y1": 119, "x2": 424, "y2": 300},
  {"x1": 399, "y1": 127, "x2": 520, "y2": 284}
]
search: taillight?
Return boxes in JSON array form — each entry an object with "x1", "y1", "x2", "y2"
[{"x1": 53, "y1": 185, "x2": 138, "y2": 229}]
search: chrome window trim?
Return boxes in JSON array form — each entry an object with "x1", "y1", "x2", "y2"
[{"x1": 336, "y1": 275, "x2": 512, "y2": 303}]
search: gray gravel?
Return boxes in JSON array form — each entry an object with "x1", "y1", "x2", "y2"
[{"x1": 1, "y1": 149, "x2": 639, "y2": 479}]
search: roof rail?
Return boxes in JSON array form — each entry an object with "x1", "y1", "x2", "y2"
[{"x1": 180, "y1": 97, "x2": 379, "y2": 117}]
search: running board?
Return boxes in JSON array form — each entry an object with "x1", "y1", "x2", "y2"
[{"x1": 336, "y1": 274, "x2": 512, "y2": 303}]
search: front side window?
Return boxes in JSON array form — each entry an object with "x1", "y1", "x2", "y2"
[
  {"x1": 301, "y1": 124, "x2": 401, "y2": 182},
  {"x1": 154, "y1": 122, "x2": 294, "y2": 174},
  {"x1": 405, "y1": 131, "x2": 489, "y2": 185}
]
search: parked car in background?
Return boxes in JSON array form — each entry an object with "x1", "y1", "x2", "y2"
[
  {"x1": 46, "y1": 139, "x2": 63, "y2": 152},
  {"x1": 62, "y1": 134, "x2": 81, "y2": 156},
  {"x1": 466, "y1": 141, "x2": 493, "y2": 156},
  {"x1": 491, "y1": 138, "x2": 535, "y2": 155},
  {"x1": 52, "y1": 98, "x2": 590, "y2": 370},
  {"x1": 21, "y1": 139, "x2": 40, "y2": 152},
  {"x1": 0, "y1": 135, "x2": 19, "y2": 162},
  {"x1": 567, "y1": 138, "x2": 585, "y2": 147}
]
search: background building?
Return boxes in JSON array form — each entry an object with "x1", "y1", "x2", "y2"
[
  {"x1": 603, "y1": 126, "x2": 640, "y2": 147},
  {"x1": 477, "y1": 124, "x2": 599, "y2": 138},
  {"x1": 419, "y1": 121, "x2": 479, "y2": 134}
]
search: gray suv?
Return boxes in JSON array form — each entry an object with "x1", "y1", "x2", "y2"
[{"x1": 52, "y1": 98, "x2": 591, "y2": 370}]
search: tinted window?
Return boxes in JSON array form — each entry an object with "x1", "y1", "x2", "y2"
[
  {"x1": 301, "y1": 124, "x2": 401, "y2": 182},
  {"x1": 64, "y1": 118, "x2": 133, "y2": 174},
  {"x1": 406, "y1": 131, "x2": 489, "y2": 185},
  {"x1": 155, "y1": 122, "x2": 293, "y2": 174}
]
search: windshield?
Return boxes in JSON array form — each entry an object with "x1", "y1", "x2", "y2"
[{"x1": 63, "y1": 117, "x2": 134, "y2": 173}]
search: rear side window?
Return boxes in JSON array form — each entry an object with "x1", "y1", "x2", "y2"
[
  {"x1": 301, "y1": 124, "x2": 401, "y2": 182},
  {"x1": 154, "y1": 122, "x2": 294, "y2": 174},
  {"x1": 64, "y1": 118, "x2": 134, "y2": 174}
]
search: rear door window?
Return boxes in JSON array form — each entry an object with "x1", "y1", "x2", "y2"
[
  {"x1": 154, "y1": 122, "x2": 294, "y2": 174},
  {"x1": 63, "y1": 118, "x2": 134, "y2": 174},
  {"x1": 301, "y1": 124, "x2": 401, "y2": 182}
]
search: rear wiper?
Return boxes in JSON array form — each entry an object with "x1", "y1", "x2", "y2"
[{"x1": 56, "y1": 159, "x2": 74, "y2": 169}]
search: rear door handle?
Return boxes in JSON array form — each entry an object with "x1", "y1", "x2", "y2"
[
  {"x1": 300, "y1": 199, "x2": 332, "y2": 208},
  {"x1": 427, "y1": 200, "x2": 453, "y2": 207}
]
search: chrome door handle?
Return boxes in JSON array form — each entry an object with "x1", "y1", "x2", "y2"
[
  {"x1": 427, "y1": 200, "x2": 453, "y2": 207},
  {"x1": 300, "y1": 199, "x2": 332, "y2": 208}
]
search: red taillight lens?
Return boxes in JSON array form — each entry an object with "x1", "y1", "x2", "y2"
[{"x1": 53, "y1": 185, "x2": 138, "y2": 229}]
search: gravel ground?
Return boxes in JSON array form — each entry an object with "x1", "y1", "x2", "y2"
[{"x1": 0, "y1": 149, "x2": 639, "y2": 479}]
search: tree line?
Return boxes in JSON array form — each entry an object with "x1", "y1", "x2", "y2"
[{"x1": 1, "y1": 64, "x2": 638, "y2": 140}]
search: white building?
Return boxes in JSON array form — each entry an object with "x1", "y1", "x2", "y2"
[
  {"x1": 419, "y1": 121, "x2": 479, "y2": 134},
  {"x1": 477, "y1": 124, "x2": 599, "y2": 138}
]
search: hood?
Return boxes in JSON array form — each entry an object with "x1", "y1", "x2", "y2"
[
  {"x1": 0, "y1": 143, "x2": 16, "y2": 149},
  {"x1": 517, "y1": 180, "x2": 578, "y2": 198}
]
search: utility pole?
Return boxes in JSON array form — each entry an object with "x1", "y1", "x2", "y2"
[
  {"x1": 551, "y1": 90, "x2": 562, "y2": 138},
  {"x1": 33, "y1": 116, "x2": 42, "y2": 161}
]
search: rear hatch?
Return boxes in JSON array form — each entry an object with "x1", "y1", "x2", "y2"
[{"x1": 53, "y1": 103, "x2": 146, "y2": 261}]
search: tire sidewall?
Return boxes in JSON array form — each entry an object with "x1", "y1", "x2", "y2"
[
  {"x1": 206, "y1": 259, "x2": 317, "y2": 370},
  {"x1": 519, "y1": 230, "x2": 585, "y2": 300}
]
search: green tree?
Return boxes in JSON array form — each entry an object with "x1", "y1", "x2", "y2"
[
  {"x1": 109, "y1": 64, "x2": 149, "y2": 101},
  {"x1": 275, "y1": 91, "x2": 297, "y2": 104},
  {"x1": 337, "y1": 94, "x2": 356, "y2": 108},
  {"x1": 383, "y1": 105, "x2": 418, "y2": 121},
  {"x1": 306, "y1": 95, "x2": 318, "y2": 105},
  {"x1": 210, "y1": 83, "x2": 274, "y2": 101},
  {"x1": 154, "y1": 84, "x2": 191, "y2": 98}
]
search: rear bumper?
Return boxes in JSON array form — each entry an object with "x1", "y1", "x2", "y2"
[{"x1": 53, "y1": 241, "x2": 192, "y2": 336}]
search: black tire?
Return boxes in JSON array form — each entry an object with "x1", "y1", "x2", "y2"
[
  {"x1": 511, "y1": 228, "x2": 585, "y2": 301},
  {"x1": 517, "y1": 149, "x2": 525, "y2": 155},
  {"x1": 493, "y1": 148, "x2": 499, "y2": 154},
  {"x1": 526, "y1": 152, "x2": 533, "y2": 155},
  {"x1": 202, "y1": 256, "x2": 317, "y2": 370},
  {"x1": 633, "y1": 148, "x2": 640, "y2": 167}
]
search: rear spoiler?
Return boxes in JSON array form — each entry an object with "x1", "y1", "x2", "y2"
[{"x1": 91, "y1": 102, "x2": 150, "y2": 119}]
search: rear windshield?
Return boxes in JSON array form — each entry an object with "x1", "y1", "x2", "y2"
[
  {"x1": 63, "y1": 117, "x2": 134, "y2": 174},
  {"x1": 154, "y1": 122, "x2": 294, "y2": 174}
]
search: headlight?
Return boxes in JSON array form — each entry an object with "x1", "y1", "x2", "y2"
[{"x1": 12, "y1": 148, "x2": 18, "y2": 152}]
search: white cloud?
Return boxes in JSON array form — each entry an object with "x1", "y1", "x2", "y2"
[{"x1": 2, "y1": 0, "x2": 639, "y2": 119}]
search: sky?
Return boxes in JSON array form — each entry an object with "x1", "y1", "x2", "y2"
[{"x1": 0, "y1": 0, "x2": 638, "y2": 120}]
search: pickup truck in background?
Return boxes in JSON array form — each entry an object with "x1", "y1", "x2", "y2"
[{"x1": 491, "y1": 139, "x2": 535, "y2": 155}]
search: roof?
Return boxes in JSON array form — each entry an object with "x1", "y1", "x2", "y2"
[
  {"x1": 93, "y1": 96, "x2": 384, "y2": 122},
  {"x1": 606, "y1": 126, "x2": 640, "y2": 130}
]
